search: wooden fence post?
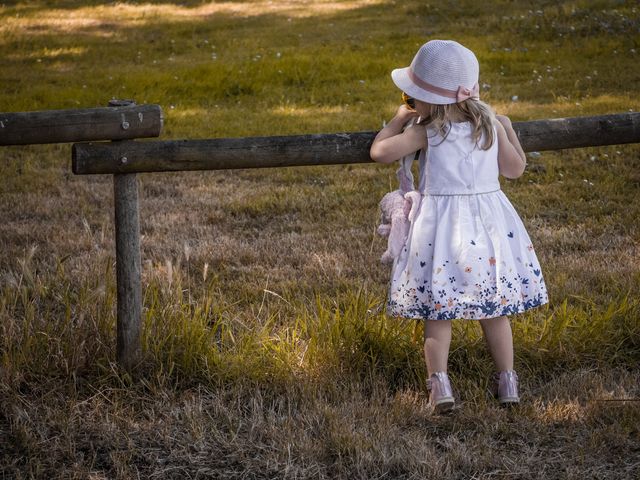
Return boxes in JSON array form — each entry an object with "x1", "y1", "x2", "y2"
[{"x1": 110, "y1": 99, "x2": 142, "y2": 372}]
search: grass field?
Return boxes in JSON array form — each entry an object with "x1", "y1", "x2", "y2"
[{"x1": 1, "y1": 0, "x2": 639, "y2": 478}]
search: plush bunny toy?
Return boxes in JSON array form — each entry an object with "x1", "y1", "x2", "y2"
[{"x1": 377, "y1": 151, "x2": 422, "y2": 265}]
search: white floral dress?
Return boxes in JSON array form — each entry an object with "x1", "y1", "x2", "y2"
[{"x1": 388, "y1": 121, "x2": 549, "y2": 320}]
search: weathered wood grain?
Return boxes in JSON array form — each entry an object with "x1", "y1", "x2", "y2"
[
  {"x1": 516, "y1": 112, "x2": 640, "y2": 152},
  {"x1": 0, "y1": 104, "x2": 163, "y2": 145},
  {"x1": 71, "y1": 112, "x2": 640, "y2": 175},
  {"x1": 114, "y1": 173, "x2": 142, "y2": 371},
  {"x1": 73, "y1": 131, "x2": 375, "y2": 174}
]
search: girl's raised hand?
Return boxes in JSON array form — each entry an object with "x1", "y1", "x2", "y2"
[{"x1": 395, "y1": 104, "x2": 420, "y2": 123}]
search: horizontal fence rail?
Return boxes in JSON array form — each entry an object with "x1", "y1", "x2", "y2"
[
  {"x1": 73, "y1": 132, "x2": 375, "y2": 175},
  {"x1": 0, "y1": 103, "x2": 163, "y2": 146},
  {"x1": 72, "y1": 112, "x2": 640, "y2": 175}
]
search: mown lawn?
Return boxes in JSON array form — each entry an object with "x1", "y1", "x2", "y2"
[{"x1": 1, "y1": 1, "x2": 639, "y2": 478}]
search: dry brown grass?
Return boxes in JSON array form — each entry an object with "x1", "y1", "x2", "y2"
[
  {"x1": 2, "y1": 143, "x2": 639, "y2": 478},
  {"x1": 2, "y1": 368, "x2": 639, "y2": 478}
]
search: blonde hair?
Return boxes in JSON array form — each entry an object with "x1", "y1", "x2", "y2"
[{"x1": 418, "y1": 99, "x2": 496, "y2": 150}]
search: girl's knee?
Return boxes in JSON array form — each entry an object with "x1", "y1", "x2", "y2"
[
  {"x1": 423, "y1": 319, "x2": 452, "y2": 340},
  {"x1": 480, "y1": 315, "x2": 508, "y2": 324}
]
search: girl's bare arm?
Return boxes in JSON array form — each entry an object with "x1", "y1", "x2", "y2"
[
  {"x1": 495, "y1": 115, "x2": 526, "y2": 179},
  {"x1": 370, "y1": 106, "x2": 427, "y2": 164}
]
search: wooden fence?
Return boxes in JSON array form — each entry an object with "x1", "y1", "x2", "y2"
[
  {"x1": 1, "y1": 100, "x2": 163, "y2": 371},
  {"x1": 2, "y1": 102, "x2": 640, "y2": 371}
]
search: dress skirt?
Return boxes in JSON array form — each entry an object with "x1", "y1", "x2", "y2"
[{"x1": 387, "y1": 189, "x2": 549, "y2": 320}]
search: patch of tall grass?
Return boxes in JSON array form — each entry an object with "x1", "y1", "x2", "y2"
[{"x1": 3, "y1": 245, "x2": 638, "y2": 395}]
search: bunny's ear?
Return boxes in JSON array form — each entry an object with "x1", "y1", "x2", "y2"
[
  {"x1": 397, "y1": 152, "x2": 416, "y2": 193},
  {"x1": 417, "y1": 148, "x2": 427, "y2": 193},
  {"x1": 396, "y1": 117, "x2": 419, "y2": 193},
  {"x1": 404, "y1": 191, "x2": 422, "y2": 222}
]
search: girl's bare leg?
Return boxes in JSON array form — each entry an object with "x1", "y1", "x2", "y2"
[
  {"x1": 423, "y1": 320, "x2": 452, "y2": 376},
  {"x1": 479, "y1": 315, "x2": 514, "y2": 371}
]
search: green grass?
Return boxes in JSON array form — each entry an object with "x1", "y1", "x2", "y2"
[{"x1": 1, "y1": 0, "x2": 640, "y2": 478}]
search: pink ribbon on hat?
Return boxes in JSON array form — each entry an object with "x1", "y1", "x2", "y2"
[
  {"x1": 408, "y1": 68, "x2": 480, "y2": 102},
  {"x1": 456, "y1": 83, "x2": 480, "y2": 102}
]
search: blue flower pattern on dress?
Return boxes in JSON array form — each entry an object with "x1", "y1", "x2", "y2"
[{"x1": 388, "y1": 231, "x2": 549, "y2": 320}]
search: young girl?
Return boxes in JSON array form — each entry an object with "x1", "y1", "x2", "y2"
[{"x1": 370, "y1": 40, "x2": 549, "y2": 413}]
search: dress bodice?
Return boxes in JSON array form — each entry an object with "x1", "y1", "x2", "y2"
[{"x1": 421, "y1": 122, "x2": 500, "y2": 195}]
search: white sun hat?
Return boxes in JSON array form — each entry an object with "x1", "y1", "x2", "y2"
[{"x1": 391, "y1": 40, "x2": 480, "y2": 105}]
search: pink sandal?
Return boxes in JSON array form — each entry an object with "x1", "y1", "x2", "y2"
[
  {"x1": 490, "y1": 370, "x2": 520, "y2": 405},
  {"x1": 427, "y1": 371, "x2": 455, "y2": 413}
]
